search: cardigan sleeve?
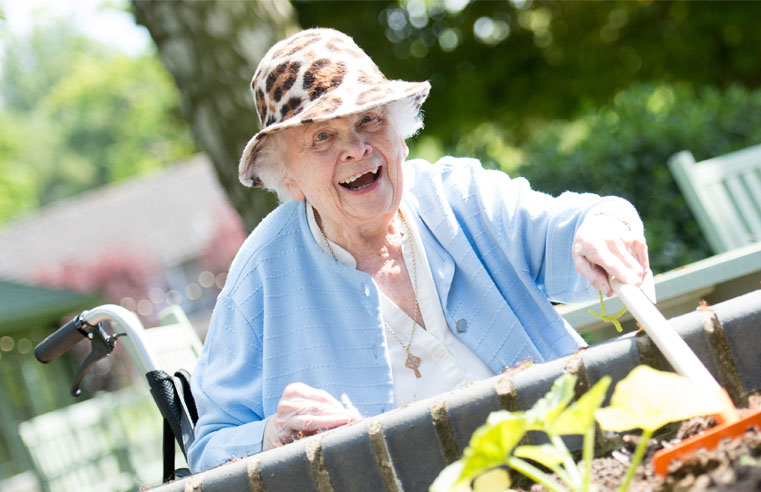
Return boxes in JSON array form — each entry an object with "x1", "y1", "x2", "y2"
[
  {"x1": 187, "y1": 294, "x2": 268, "y2": 471},
  {"x1": 433, "y1": 157, "x2": 643, "y2": 304}
]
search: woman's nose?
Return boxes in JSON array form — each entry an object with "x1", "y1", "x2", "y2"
[{"x1": 339, "y1": 132, "x2": 371, "y2": 162}]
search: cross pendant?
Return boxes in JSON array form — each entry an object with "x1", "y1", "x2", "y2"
[{"x1": 405, "y1": 352, "x2": 422, "y2": 378}]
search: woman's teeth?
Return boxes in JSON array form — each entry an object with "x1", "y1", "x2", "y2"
[
  {"x1": 340, "y1": 167, "x2": 379, "y2": 190},
  {"x1": 341, "y1": 167, "x2": 378, "y2": 184}
]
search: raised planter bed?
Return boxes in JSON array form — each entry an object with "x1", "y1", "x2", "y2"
[{"x1": 146, "y1": 290, "x2": 761, "y2": 492}]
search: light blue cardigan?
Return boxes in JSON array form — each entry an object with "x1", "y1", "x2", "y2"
[{"x1": 188, "y1": 157, "x2": 641, "y2": 471}]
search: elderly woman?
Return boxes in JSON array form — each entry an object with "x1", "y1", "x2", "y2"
[{"x1": 187, "y1": 28, "x2": 651, "y2": 471}]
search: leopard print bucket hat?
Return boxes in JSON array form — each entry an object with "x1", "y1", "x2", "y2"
[{"x1": 238, "y1": 28, "x2": 431, "y2": 187}]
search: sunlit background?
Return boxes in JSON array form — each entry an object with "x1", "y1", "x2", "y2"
[
  {"x1": 1, "y1": 1, "x2": 760, "y2": 491},
  {"x1": 0, "y1": 1, "x2": 236, "y2": 489}
]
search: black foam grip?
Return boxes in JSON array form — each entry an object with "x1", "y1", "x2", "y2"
[
  {"x1": 34, "y1": 316, "x2": 85, "y2": 363},
  {"x1": 146, "y1": 370, "x2": 186, "y2": 453}
]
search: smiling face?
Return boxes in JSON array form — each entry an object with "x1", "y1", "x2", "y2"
[{"x1": 280, "y1": 106, "x2": 408, "y2": 239}]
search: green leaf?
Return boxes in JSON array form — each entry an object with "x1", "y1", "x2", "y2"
[
  {"x1": 458, "y1": 411, "x2": 528, "y2": 483},
  {"x1": 429, "y1": 461, "x2": 472, "y2": 492},
  {"x1": 588, "y1": 291, "x2": 627, "y2": 333},
  {"x1": 525, "y1": 372, "x2": 577, "y2": 430},
  {"x1": 472, "y1": 468, "x2": 511, "y2": 492},
  {"x1": 595, "y1": 365, "x2": 724, "y2": 433},
  {"x1": 550, "y1": 376, "x2": 611, "y2": 435},
  {"x1": 506, "y1": 456, "x2": 569, "y2": 492},
  {"x1": 514, "y1": 444, "x2": 566, "y2": 468}
]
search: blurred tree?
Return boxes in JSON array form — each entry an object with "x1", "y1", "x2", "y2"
[
  {"x1": 130, "y1": 0, "x2": 760, "y2": 267},
  {"x1": 294, "y1": 0, "x2": 761, "y2": 269},
  {"x1": 0, "y1": 21, "x2": 96, "y2": 112},
  {"x1": 0, "y1": 21, "x2": 196, "y2": 221},
  {"x1": 131, "y1": 0, "x2": 298, "y2": 230},
  {"x1": 0, "y1": 113, "x2": 37, "y2": 223},
  {"x1": 42, "y1": 52, "x2": 195, "y2": 200},
  {"x1": 518, "y1": 82, "x2": 761, "y2": 272},
  {"x1": 297, "y1": 0, "x2": 761, "y2": 149}
]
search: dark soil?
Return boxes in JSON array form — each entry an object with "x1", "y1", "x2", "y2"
[{"x1": 523, "y1": 393, "x2": 761, "y2": 492}]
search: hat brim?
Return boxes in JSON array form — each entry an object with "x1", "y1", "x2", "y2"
[{"x1": 238, "y1": 80, "x2": 430, "y2": 188}]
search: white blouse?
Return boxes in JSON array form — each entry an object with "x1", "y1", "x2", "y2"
[{"x1": 306, "y1": 202, "x2": 495, "y2": 406}]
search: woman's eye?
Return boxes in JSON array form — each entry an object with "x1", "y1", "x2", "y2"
[
  {"x1": 361, "y1": 115, "x2": 376, "y2": 124},
  {"x1": 315, "y1": 131, "x2": 329, "y2": 142}
]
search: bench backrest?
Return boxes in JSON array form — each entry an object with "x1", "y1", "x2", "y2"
[
  {"x1": 669, "y1": 144, "x2": 761, "y2": 254},
  {"x1": 18, "y1": 388, "x2": 162, "y2": 492},
  {"x1": 145, "y1": 305, "x2": 203, "y2": 375}
]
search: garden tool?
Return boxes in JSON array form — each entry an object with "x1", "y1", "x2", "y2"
[{"x1": 610, "y1": 279, "x2": 761, "y2": 475}]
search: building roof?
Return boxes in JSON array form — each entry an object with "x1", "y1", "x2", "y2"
[
  {"x1": 0, "y1": 154, "x2": 240, "y2": 285},
  {"x1": 0, "y1": 280, "x2": 97, "y2": 333}
]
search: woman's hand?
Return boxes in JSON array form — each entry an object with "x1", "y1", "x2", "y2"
[
  {"x1": 262, "y1": 382, "x2": 362, "y2": 450},
  {"x1": 572, "y1": 213, "x2": 650, "y2": 297}
]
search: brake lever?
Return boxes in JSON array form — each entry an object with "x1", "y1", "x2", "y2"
[{"x1": 70, "y1": 322, "x2": 123, "y2": 397}]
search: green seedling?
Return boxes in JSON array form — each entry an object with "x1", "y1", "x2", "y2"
[
  {"x1": 588, "y1": 291, "x2": 627, "y2": 333},
  {"x1": 431, "y1": 365, "x2": 723, "y2": 492},
  {"x1": 431, "y1": 372, "x2": 610, "y2": 492}
]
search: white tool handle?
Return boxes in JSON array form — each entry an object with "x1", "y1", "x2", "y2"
[{"x1": 611, "y1": 279, "x2": 722, "y2": 392}]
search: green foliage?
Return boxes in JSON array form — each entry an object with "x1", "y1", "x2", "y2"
[
  {"x1": 459, "y1": 411, "x2": 527, "y2": 485},
  {"x1": 295, "y1": 2, "x2": 761, "y2": 274},
  {"x1": 0, "y1": 113, "x2": 38, "y2": 223},
  {"x1": 595, "y1": 365, "x2": 723, "y2": 434},
  {"x1": 42, "y1": 52, "x2": 194, "y2": 197},
  {"x1": 296, "y1": 1, "x2": 761, "y2": 149},
  {"x1": 517, "y1": 82, "x2": 761, "y2": 273},
  {"x1": 0, "y1": 22, "x2": 195, "y2": 223},
  {"x1": 0, "y1": 20, "x2": 99, "y2": 112},
  {"x1": 432, "y1": 373, "x2": 611, "y2": 492},
  {"x1": 594, "y1": 365, "x2": 724, "y2": 492},
  {"x1": 432, "y1": 366, "x2": 721, "y2": 492},
  {"x1": 526, "y1": 372, "x2": 576, "y2": 424},
  {"x1": 588, "y1": 291, "x2": 627, "y2": 333}
]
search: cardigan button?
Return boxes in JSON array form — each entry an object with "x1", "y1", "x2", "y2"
[{"x1": 456, "y1": 318, "x2": 467, "y2": 333}]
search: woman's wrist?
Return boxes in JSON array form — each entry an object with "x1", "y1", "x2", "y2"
[
  {"x1": 589, "y1": 211, "x2": 631, "y2": 232},
  {"x1": 584, "y1": 198, "x2": 643, "y2": 236}
]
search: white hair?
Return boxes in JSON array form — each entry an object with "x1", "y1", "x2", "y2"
[{"x1": 254, "y1": 101, "x2": 424, "y2": 202}]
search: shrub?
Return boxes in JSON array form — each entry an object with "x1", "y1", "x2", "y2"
[{"x1": 516, "y1": 83, "x2": 761, "y2": 273}]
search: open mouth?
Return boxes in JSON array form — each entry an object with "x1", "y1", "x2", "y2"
[{"x1": 339, "y1": 166, "x2": 381, "y2": 191}]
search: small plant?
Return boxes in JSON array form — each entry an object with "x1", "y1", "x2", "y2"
[
  {"x1": 595, "y1": 365, "x2": 724, "y2": 491},
  {"x1": 430, "y1": 365, "x2": 724, "y2": 492},
  {"x1": 588, "y1": 291, "x2": 627, "y2": 333}
]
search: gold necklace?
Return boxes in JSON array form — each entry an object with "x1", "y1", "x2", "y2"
[{"x1": 316, "y1": 209, "x2": 423, "y2": 378}]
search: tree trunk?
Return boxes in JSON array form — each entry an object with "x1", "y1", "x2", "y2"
[{"x1": 131, "y1": 0, "x2": 298, "y2": 230}]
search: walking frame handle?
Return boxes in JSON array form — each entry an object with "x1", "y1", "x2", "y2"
[
  {"x1": 34, "y1": 314, "x2": 89, "y2": 363},
  {"x1": 34, "y1": 304, "x2": 164, "y2": 396},
  {"x1": 33, "y1": 303, "x2": 197, "y2": 482}
]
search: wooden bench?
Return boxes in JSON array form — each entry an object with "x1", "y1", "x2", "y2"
[{"x1": 668, "y1": 144, "x2": 761, "y2": 254}]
